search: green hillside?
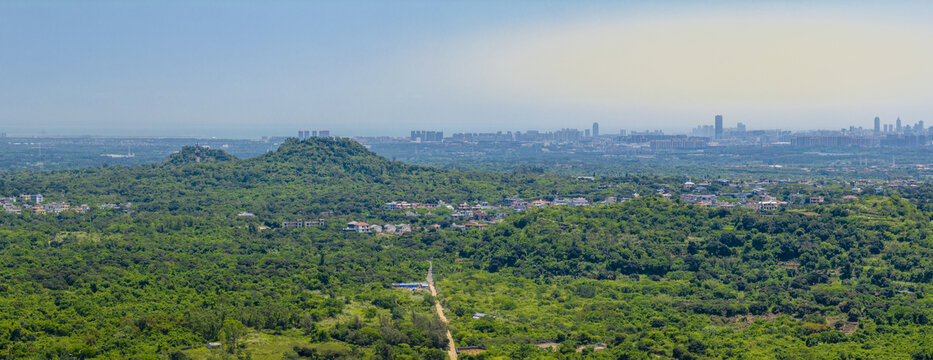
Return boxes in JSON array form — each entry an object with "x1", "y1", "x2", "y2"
[
  {"x1": 0, "y1": 138, "x2": 932, "y2": 359},
  {"x1": 163, "y1": 146, "x2": 237, "y2": 165}
]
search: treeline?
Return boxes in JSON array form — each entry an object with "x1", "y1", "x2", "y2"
[
  {"x1": 0, "y1": 210, "x2": 440, "y2": 358},
  {"x1": 0, "y1": 138, "x2": 667, "y2": 221},
  {"x1": 426, "y1": 196, "x2": 933, "y2": 359}
]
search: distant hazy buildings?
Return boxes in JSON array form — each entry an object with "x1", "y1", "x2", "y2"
[
  {"x1": 297, "y1": 129, "x2": 329, "y2": 139},
  {"x1": 374, "y1": 114, "x2": 933, "y2": 150},
  {"x1": 649, "y1": 136, "x2": 708, "y2": 150},
  {"x1": 411, "y1": 130, "x2": 443, "y2": 142}
]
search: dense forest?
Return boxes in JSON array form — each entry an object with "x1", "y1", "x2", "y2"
[{"x1": 1, "y1": 138, "x2": 932, "y2": 359}]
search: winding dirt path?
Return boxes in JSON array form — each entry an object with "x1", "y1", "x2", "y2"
[{"x1": 427, "y1": 261, "x2": 457, "y2": 360}]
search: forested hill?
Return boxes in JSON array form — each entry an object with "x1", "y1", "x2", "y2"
[
  {"x1": 162, "y1": 146, "x2": 237, "y2": 165},
  {"x1": 0, "y1": 138, "x2": 636, "y2": 218},
  {"x1": 253, "y1": 137, "x2": 409, "y2": 176}
]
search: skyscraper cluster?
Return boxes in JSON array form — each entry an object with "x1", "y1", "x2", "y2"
[{"x1": 874, "y1": 117, "x2": 925, "y2": 134}]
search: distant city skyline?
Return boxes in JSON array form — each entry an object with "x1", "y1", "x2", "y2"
[
  {"x1": 0, "y1": 113, "x2": 929, "y2": 139},
  {"x1": 3, "y1": 1, "x2": 933, "y2": 138}
]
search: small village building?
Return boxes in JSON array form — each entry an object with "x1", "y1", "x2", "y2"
[
  {"x1": 758, "y1": 200, "x2": 781, "y2": 210},
  {"x1": 344, "y1": 221, "x2": 372, "y2": 233},
  {"x1": 281, "y1": 219, "x2": 316, "y2": 229},
  {"x1": 392, "y1": 283, "x2": 429, "y2": 290},
  {"x1": 570, "y1": 197, "x2": 589, "y2": 207},
  {"x1": 19, "y1": 194, "x2": 44, "y2": 203}
]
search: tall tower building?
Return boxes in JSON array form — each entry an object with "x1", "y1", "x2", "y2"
[
  {"x1": 714, "y1": 115, "x2": 723, "y2": 139},
  {"x1": 592, "y1": 122, "x2": 599, "y2": 137},
  {"x1": 874, "y1": 117, "x2": 881, "y2": 133},
  {"x1": 896, "y1": 117, "x2": 902, "y2": 132}
]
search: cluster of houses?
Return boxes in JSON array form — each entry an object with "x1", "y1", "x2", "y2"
[
  {"x1": 1, "y1": 194, "x2": 139, "y2": 215},
  {"x1": 384, "y1": 201, "x2": 452, "y2": 210},
  {"x1": 679, "y1": 187, "x2": 818, "y2": 211},
  {"x1": 279, "y1": 219, "x2": 413, "y2": 235},
  {"x1": 498, "y1": 196, "x2": 621, "y2": 211},
  {"x1": 450, "y1": 222, "x2": 490, "y2": 230},
  {"x1": 387, "y1": 196, "x2": 632, "y2": 231},
  {"x1": 287, "y1": 177, "x2": 926, "y2": 234},
  {"x1": 674, "y1": 177, "x2": 909, "y2": 211},
  {"x1": 451, "y1": 209, "x2": 507, "y2": 220},
  {"x1": 94, "y1": 202, "x2": 135, "y2": 214},
  {"x1": 387, "y1": 195, "x2": 624, "y2": 216},
  {"x1": 3, "y1": 202, "x2": 89, "y2": 215},
  {"x1": 0, "y1": 197, "x2": 19, "y2": 214},
  {"x1": 343, "y1": 221, "x2": 412, "y2": 234},
  {"x1": 1, "y1": 194, "x2": 95, "y2": 215},
  {"x1": 281, "y1": 219, "x2": 326, "y2": 229}
]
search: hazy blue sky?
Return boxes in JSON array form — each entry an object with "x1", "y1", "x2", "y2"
[{"x1": 2, "y1": 1, "x2": 933, "y2": 138}]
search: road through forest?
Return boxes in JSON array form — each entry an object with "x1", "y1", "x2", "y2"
[{"x1": 427, "y1": 261, "x2": 457, "y2": 360}]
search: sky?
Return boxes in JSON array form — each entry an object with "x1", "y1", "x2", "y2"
[{"x1": 2, "y1": 0, "x2": 933, "y2": 138}]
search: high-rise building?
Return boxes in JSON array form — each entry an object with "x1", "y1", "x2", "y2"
[
  {"x1": 918, "y1": 121, "x2": 925, "y2": 132},
  {"x1": 585, "y1": 129, "x2": 591, "y2": 137},
  {"x1": 714, "y1": 115, "x2": 723, "y2": 139},
  {"x1": 736, "y1": 122, "x2": 746, "y2": 133},
  {"x1": 896, "y1": 117, "x2": 902, "y2": 132},
  {"x1": 874, "y1": 117, "x2": 881, "y2": 133},
  {"x1": 592, "y1": 122, "x2": 599, "y2": 137},
  {"x1": 319, "y1": 129, "x2": 330, "y2": 137}
]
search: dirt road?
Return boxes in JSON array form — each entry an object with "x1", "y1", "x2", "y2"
[{"x1": 427, "y1": 261, "x2": 457, "y2": 360}]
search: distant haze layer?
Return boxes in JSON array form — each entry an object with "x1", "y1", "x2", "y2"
[{"x1": 1, "y1": 1, "x2": 932, "y2": 137}]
